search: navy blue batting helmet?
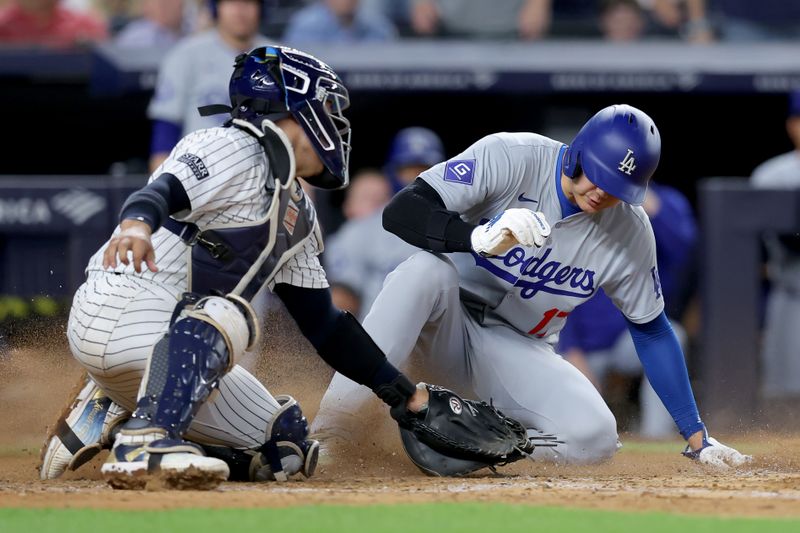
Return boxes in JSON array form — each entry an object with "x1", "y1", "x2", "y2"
[
  {"x1": 386, "y1": 127, "x2": 445, "y2": 170},
  {"x1": 563, "y1": 104, "x2": 661, "y2": 205},
  {"x1": 229, "y1": 46, "x2": 351, "y2": 185}
]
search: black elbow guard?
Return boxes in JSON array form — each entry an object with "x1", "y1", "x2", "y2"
[
  {"x1": 426, "y1": 208, "x2": 474, "y2": 253},
  {"x1": 383, "y1": 179, "x2": 475, "y2": 253}
]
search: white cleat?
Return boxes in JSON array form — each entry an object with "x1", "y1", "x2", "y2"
[
  {"x1": 40, "y1": 376, "x2": 129, "y2": 480},
  {"x1": 102, "y1": 429, "x2": 229, "y2": 490}
]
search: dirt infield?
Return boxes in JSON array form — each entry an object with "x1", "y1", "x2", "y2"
[{"x1": 1, "y1": 317, "x2": 799, "y2": 518}]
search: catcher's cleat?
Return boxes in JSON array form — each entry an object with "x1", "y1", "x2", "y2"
[
  {"x1": 102, "y1": 429, "x2": 229, "y2": 490},
  {"x1": 40, "y1": 375, "x2": 130, "y2": 480}
]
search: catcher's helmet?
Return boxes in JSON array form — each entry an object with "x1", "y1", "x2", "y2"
[
  {"x1": 386, "y1": 127, "x2": 444, "y2": 170},
  {"x1": 229, "y1": 46, "x2": 351, "y2": 186},
  {"x1": 563, "y1": 104, "x2": 660, "y2": 205}
]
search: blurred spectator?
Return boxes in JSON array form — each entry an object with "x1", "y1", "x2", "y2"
[
  {"x1": 83, "y1": 0, "x2": 134, "y2": 35},
  {"x1": 750, "y1": 91, "x2": 800, "y2": 399},
  {"x1": 0, "y1": 0, "x2": 108, "y2": 47},
  {"x1": 324, "y1": 169, "x2": 416, "y2": 317},
  {"x1": 640, "y1": 0, "x2": 713, "y2": 43},
  {"x1": 410, "y1": 0, "x2": 551, "y2": 40},
  {"x1": 710, "y1": 0, "x2": 800, "y2": 42},
  {"x1": 548, "y1": 0, "x2": 601, "y2": 37},
  {"x1": 361, "y1": 0, "x2": 412, "y2": 35},
  {"x1": 559, "y1": 183, "x2": 698, "y2": 438},
  {"x1": 147, "y1": 0, "x2": 271, "y2": 171},
  {"x1": 114, "y1": 0, "x2": 184, "y2": 48},
  {"x1": 384, "y1": 127, "x2": 445, "y2": 193},
  {"x1": 342, "y1": 168, "x2": 392, "y2": 220},
  {"x1": 599, "y1": 0, "x2": 646, "y2": 42},
  {"x1": 282, "y1": 0, "x2": 397, "y2": 44}
]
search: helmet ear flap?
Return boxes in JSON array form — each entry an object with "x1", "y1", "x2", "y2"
[{"x1": 563, "y1": 143, "x2": 581, "y2": 179}]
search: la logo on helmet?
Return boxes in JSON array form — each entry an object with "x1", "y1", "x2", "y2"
[{"x1": 618, "y1": 148, "x2": 637, "y2": 175}]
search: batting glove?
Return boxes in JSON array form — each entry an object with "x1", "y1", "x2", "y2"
[
  {"x1": 682, "y1": 433, "x2": 752, "y2": 469},
  {"x1": 471, "y1": 209, "x2": 551, "y2": 257}
]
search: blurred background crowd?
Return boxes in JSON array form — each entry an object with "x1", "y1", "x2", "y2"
[
  {"x1": 1, "y1": 0, "x2": 799, "y2": 435},
  {"x1": 2, "y1": 0, "x2": 800, "y2": 49}
]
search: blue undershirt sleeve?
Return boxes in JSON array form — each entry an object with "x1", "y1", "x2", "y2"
[
  {"x1": 626, "y1": 311, "x2": 704, "y2": 439},
  {"x1": 150, "y1": 120, "x2": 182, "y2": 157}
]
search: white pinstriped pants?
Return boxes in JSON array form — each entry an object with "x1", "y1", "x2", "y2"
[{"x1": 67, "y1": 271, "x2": 279, "y2": 448}]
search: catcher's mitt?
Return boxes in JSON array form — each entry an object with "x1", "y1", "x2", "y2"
[{"x1": 391, "y1": 384, "x2": 534, "y2": 476}]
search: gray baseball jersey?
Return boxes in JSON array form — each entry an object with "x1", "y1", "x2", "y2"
[
  {"x1": 312, "y1": 132, "x2": 663, "y2": 464},
  {"x1": 418, "y1": 132, "x2": 663, "y2": 343},
  {"x1": 148, "y1": 30, "x2": 272, "y2": 136}
]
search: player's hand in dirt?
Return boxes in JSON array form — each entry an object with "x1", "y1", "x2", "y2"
[
  {"x1": 683, "y1": 432, "x2": 752, "y2": 469},
  {"x1": 102, "y1": 219, "x2": 158, "y2": 273}
]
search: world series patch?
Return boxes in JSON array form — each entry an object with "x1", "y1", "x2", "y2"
[
  {"x1": 444, "y1": 159, "x2": 475, "y2": 186},
  {"x1": 283, "y1": 200, "x2": 299, "y2": 235},
  {"x1": 178, "y1": 153, "x2": 209, "y2": 181}
]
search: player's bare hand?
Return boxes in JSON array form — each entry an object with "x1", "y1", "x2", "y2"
[
  {"x1": 683, "y1": 431, "x2": 752, "y2": 469},
  {"x1": 102, "y1": 219, "x2": 158, "y2": 273},
  {"x1": 471, "y1": 209, "x2": 551, "y2": 257}
]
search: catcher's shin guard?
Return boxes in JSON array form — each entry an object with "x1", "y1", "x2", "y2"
[
  {"x1": 130, "y1": 295, "x2": 253, "y2": 438},
  {"x1": 203, "y1": 395, "x2": 319, "y2": 482},
  {"x1": 40, "y1": 375, "x2": 129, "y2": 480}
]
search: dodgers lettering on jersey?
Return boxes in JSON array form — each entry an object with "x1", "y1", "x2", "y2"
[
  {"x1": 419, "y1": 132, "x2": 663, "y2": 343},
  {"x1": 85, "y1": 126, "x2": 328, "y2": 291}
]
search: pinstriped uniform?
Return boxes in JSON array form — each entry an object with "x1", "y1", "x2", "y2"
[{"x1": 69, "y1": 126, "x2": 327, "y2": 448}]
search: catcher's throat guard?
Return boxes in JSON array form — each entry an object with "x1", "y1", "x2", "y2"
[{"x1": 395, "y1": 385, "x2": 534, "y2": 477}]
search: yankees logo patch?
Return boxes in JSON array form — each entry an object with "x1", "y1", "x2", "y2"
[
  {"x1": 444, "y1": 159, "x2": 476, "y2": 186},
  {"x1": 449, "y1": 396, "x2": 463, "y2": 415},
  {"x1": 178, "y1": 153, "x2": 210, "y2": 181},
  {"x1": 618, "y1": 149, "x2": 636, "y2": 175}
]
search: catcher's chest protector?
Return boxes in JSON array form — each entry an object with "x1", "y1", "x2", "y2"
[{"x1": 165, "y1": 121, "x2": 318, "y2": 299}]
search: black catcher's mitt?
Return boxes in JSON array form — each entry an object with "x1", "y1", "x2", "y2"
[{"x1": 391, "y1": 385, "x2": 534, "y2": 476}]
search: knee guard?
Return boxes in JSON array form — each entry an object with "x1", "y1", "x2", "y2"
[
  {"x1": 131, "y1": 294, "x2": 259, "y2": 438},
  {"x1": 40, "y1": 376, "x2": 129, "y2": 479},
  {"x1": 203, "y1": 395, "x2": 319, "y2": 482}
]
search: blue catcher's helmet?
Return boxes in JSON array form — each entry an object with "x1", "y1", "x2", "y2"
[
  {"x1": 563, "y1": 104, "x2": 661, "y2": 205},
  {"x1": 228, "y1": 46, "x2": 351, "y2": 186},
  {"x1": 386, "y1": 127, "x2": 445, "y2": 170}
]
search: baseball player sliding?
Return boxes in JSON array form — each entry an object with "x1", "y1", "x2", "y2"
[
  {"x1": 41, "y1": 46, "x2": 534, "y2": 489},
  {"x1": 313, "y1": 105, "x2": 751, "y2": 472}
]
